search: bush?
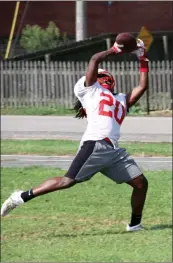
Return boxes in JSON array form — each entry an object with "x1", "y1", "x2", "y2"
[
  {"x1": 20, "y1": 21, "x2": 68, "y2": 53},
  {"x1": 129, "y1": 103, "x2": 144, "y2": 115}
]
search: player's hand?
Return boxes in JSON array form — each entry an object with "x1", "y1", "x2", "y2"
[
  {"x1": 131, "y1": 39, "x2": 149, "y2": 61},
  {"x1": 111, "y1": 42, "x2": 124, "y2": 54}
]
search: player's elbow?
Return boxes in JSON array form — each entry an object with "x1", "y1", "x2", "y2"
[{"x1": 90, "y1": 53, "x2": 101, "y2": 64}]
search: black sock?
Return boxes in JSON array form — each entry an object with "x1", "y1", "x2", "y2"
[
  {"x1": 130, "y1": 214, "x2": 142, "y2": 226},
  {"x1": 21, "y1": 189, "x2": 35, "y2": 203}
]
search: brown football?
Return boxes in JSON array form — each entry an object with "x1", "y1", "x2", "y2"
[{"x1": 116, "y1": 32, "x2": 137, "y2": 52}]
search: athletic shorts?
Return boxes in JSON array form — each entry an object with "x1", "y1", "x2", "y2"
[{"x1": 64, "y1": 139, "x2": 142, "y2": 184}]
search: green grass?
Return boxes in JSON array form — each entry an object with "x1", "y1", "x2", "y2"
[
  {"x1": 1, "y1": 107, "x2": 172, "y2": 116},
  {"x1": 1, "y1": 168, "x2": 172, "y2": 262},
  {"x1": 1, "y1": 107, "x2": 74, "y2": 116},
  {"x1": 1, "y1": 139, "x2": 172, "y2": 156}
]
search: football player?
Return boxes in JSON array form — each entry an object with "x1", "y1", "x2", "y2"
[{"x1": 1, "y1": 39, "x2": 149, "y2": 232}]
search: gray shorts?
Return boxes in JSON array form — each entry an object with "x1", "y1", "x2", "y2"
[{"x1": 65, "y1": 139, "x2": 142, "y2": 184}]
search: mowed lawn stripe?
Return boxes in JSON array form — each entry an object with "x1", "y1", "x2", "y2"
[{"x1": 1, "y1": 139, "x2": 172, "y2": 156}]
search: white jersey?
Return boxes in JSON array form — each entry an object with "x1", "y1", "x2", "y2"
[{"x1": 74, "y1": 76, "x2": 127, "y2": 144}]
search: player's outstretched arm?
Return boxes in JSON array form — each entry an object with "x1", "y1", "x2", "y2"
[
  {"x1": 126, "y1": 39, "x2": 149, "y2": 109},
  {"x1": 126, "y1": 68, "x2": 148, "y2": 108},
  {"x1": 85, "y1": 43, "x2": 122, "y2": 87}
]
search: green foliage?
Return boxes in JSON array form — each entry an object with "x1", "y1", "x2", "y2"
[
  {"x1": 20, "y1": 21, "x2": 68, "y2": 53},
  {"x1": 129, "y1": 102, "x2": 144, "y2": 115}
]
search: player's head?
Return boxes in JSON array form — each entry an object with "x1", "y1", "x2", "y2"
[{"x1": 97, "y1": 69, "x2": 115, "y2": 92}]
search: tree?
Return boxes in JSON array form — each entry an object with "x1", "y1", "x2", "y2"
[{"x1": 20, "y1": 22, "x2": 68, "y2": 53}]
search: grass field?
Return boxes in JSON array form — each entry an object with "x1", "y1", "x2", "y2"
[
  {"x1": 1, "y1": 107, "x2": 172, "y2": 116},
  {"x1": 1, "y1": 139, "x2": 172, "y2": 156},
  {"x1": 1, "y1": 107, "x2": 74, "y2": 116},
  {"x1": 1, "y1": 167, "x2": 172, "y2": 262}
]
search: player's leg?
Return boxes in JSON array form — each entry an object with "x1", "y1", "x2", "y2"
[
  {"x1": 126, "y1": 173, "x2": 148, "y2": 231},
  {"x1": 1, "y1": 175, "x2": 76, "y2": 217},
  {"x1": 101, "y1": 147, "x2": 148, "y2": 231},
  {"x1": 31, "y1": 176, "x2": 75, "y2": 196},
  {"x1": 1, "y1": 140, "x2": 98, "y2": 217},
  {"x1": 17, "y1": 141, "x2": 92, "y2": 201}
]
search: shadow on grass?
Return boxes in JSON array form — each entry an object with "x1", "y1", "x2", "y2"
[
  {"x1": 148, "y1": 224, "x2": 172, "y2": 231},
  {"x1": 48, "y1": 224, "x2": 172, "y2": 238},
  {"x1": 50, "y1": 230, "x2": 127, "y2": 238}
]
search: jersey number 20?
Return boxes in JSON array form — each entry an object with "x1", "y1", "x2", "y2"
[{"x1": 99, "y1": 92, "x2": 125, "y2": 125}]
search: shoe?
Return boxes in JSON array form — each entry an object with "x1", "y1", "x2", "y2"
[
  {"x1": 1, "y1": 191, "x2": 24, "y2": 217},
  {"x1": 126, "y1": 223, "x2": 144, "y2": 232}
]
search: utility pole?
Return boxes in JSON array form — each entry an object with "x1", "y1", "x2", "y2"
[
  {"x1": 5, "y1": 1, "x2": 20, "y2": 59},
  {"x1": 10, "y1": 1, "x2": 30, "y2": 57},
  {"x1": 75, "y1": 0, "x2": 87, "y2": 41}
]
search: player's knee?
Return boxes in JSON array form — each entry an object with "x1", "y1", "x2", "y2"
[
  {"x1": 59, "y1": 177, "x2": 76, "y2": 188},
  {"x1": 136, "y1": 175, "x2": 148, "y2": 190},
  {"x1": 128, "y1": 174, "x2": 148, "y2": 190}
]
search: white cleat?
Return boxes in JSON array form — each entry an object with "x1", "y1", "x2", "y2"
[
  {"x1": 1, "y1": 191, "x2": 24, "y2": 217},
  {"x1": 126, "y1": 223, "x2": 144, "y2": 232}
]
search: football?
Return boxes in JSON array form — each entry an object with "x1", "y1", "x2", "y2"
[{"x1": 116, "y1": 32, "x2": 137, "y2": 52}]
